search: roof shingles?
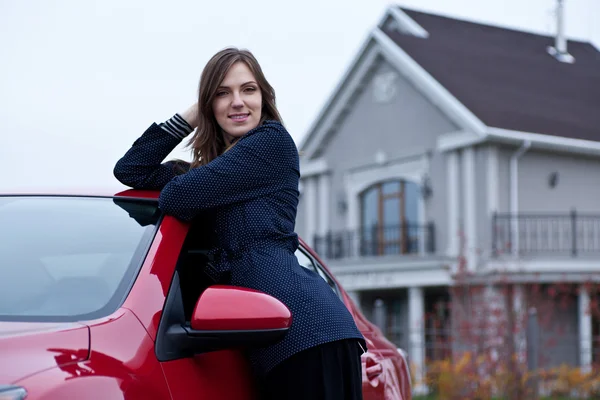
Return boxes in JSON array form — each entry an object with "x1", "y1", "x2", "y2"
[{"x1": 385, "y1": 8, "x2": 600, "y2": 141}]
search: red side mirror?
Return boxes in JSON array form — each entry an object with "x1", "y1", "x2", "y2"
[{"x1": 191, "y1": 285, "x2": 292, "y2": 332}]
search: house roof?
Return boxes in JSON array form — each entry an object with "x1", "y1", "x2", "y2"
[{"x1": 385, "y1": 7, "x2": 600, "y2": 142}]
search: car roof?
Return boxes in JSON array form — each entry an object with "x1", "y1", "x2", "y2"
[{"x1": 0, "y1": 187, "x2": 160, "y2": 201}]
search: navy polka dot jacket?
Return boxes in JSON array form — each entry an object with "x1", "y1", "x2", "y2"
[{"x1": 113, "y1": 116, "x2": 366, "y2": 377}]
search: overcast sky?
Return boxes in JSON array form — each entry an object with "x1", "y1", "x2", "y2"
[{"x1": 1, "y1": 0, "x2": 598, "y2": 190}]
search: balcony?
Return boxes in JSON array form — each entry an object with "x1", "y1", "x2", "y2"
[
  {"x1": 492, "y1": 211, "x2": 600, "y2": 257},
  {"x1": 313, "y1": 223, "x2": 436, "y2": 260}
]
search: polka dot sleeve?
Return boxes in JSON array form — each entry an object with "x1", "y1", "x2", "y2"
[
  {"x1": 113, "y1": 117, "x2": 191, "y2": 190},
  {"x1": 158, "y1": 121, "x2": 298, "y2": 221}
]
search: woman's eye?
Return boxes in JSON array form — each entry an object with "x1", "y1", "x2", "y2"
[
  {"x1": 245, "y1": 87, "x2": 257, "y2": 93},
  {"x1": 216, "y1": 91, "x2": 228, "y2": 97}
]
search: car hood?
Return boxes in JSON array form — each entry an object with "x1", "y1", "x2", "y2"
[{"x1": 0, "y1": 321, "x2": 90, "y2": 384}]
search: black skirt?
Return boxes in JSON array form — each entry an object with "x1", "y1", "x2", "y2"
[{"x1": 258, "y1": 339, "x2": 364, "y2": 400}]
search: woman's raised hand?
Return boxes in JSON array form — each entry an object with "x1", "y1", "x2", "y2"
[{"x1": 180, "y1": 102, "x2": 200, "y2": 129}]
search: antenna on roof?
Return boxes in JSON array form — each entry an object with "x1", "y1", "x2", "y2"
[{"x1": 547, "y1": 0, "x2": 575, "y2": 63}]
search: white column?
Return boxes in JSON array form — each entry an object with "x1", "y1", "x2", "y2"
[
  {"x1": 446, "y1": 151, "x2": 459, "y2": 257},
  {"x1": 347, "y1": 191, "x2": 358, "y2": 231},
  {"x1": 304, "y1": 177, "x2": 318, "y2": 248},
  {"x1": 579, "y1": 285, "x2": 593, "y2": 372},
  {"x1": 484, "y1": 284, "x2": 501, "y2": 363},
  {"x1": 513, "y1": 284, "x2": 526, "y2": 364},
  {"x1": 409, "y1": 286, "x2": 426, "y2": 392},
  {"x1": 373, "y1": 298, "x2": 387, "y2": 331},
  {"x1": 317, "y1": 174, "x2": 330, "y2": 237},
  {"x1": 462, "y1": 147, "x2": 477, "y2": 270},
  {"x1": 419, "y1": 192, "x2": 427, "y2": 255},
  {"x1": 487, "y1": 146, "x2": 499, "y2": 214},
  {"x1": 487, "y1": 146, "x2": 499, "y2": 258},
  {"x1": 346, "y1": 175, "x2": 360, "y2": 259}
]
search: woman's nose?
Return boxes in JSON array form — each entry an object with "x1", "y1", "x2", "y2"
[{"x1": 231, "y1": 92, "x2": 243, "y2": 108}]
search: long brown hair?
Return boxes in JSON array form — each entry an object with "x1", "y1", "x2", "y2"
[{"x1": 186, "y1": 47, "x2": 283, "y2": 168}]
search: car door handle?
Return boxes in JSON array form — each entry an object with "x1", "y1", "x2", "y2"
[
  {"x1": 365, "y1": 356, "x2": 383, "y2": 379},
  {"x1": 362, "y1": 352, "x2": 383, "y2": 387}
]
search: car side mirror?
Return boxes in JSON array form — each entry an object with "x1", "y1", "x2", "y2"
[
  {"x1": 191, "y1": 285, "x2": 292, "y2": 334},
  {"x1": 157, "y1": 283, "x2": 291, "y2": 360},
  {"x1": 183, "y1": 285, "x2": 291, "y2": 351}
]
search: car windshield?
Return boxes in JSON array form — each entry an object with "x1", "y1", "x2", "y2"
[{"x1": 0, "y1": 196, "x2": 161, "y2": 322}]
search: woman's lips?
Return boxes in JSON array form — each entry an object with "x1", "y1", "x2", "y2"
[{"x1": 229, "y1": 113, "x2": 249, "y2": 123}]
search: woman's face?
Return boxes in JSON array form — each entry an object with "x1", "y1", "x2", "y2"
[{"x1": 212, "y1": 61, "x2": 263, "y2": 144}]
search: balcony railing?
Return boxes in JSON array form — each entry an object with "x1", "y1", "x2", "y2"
[
  {"x1": 492, "y1": 211, "x2": 600, "y2": 257},
  {"x1": 313, "y1": 223, "x2": 435, "y2": 260}
]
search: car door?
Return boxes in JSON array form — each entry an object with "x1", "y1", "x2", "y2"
[
  {"x1": 157, "y1": 221, "x2": 259, "y2": 400},
  {"x1": 160, "y1": 349, "x2": 257, "y2": 400}
]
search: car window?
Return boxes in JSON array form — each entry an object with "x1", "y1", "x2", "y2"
[
  {"x1": 295, "y1": 248, "x2": 339, "y2": 297},
  {"x1": 0, "y1": 196, "x2": 160, "y2": 321},
  {"x1": 295, "y1": 248, "x2": 317, "y2": 271}
]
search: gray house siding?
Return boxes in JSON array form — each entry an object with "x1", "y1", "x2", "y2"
[
  {"x1": 474, "y1": 146, "x2": 490, "y2": 258},
  {"x1": 518, "y1": 151, "x2": 600, "y2": 213},
  {"x1": 494, "y1": 147, "x2": 600, "y2": 214},
  {"x1": 309, "y1": 55, "x2": 459, "y2": 239},
  {"x1": 498, "y1": 147, "x2": 511, "y2": 214}
]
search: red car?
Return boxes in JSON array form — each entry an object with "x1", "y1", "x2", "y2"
[{"x1": 0, "y1": 190, "x2": 411, "y2": 400}]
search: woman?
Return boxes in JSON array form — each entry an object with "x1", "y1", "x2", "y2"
[{"x1": 114, "y1": 47, "x2": 366, "y2": 399}]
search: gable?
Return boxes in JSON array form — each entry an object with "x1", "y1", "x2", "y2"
[
  {"x1": 315, "y1": 56, "x2": 458, "y2": 167},
  {"x1": 300, "y1": 22, "x2": 484, "y2": 161},
  {"x1": 299, "y1": 35, "x2": 380, "y2": 161}
]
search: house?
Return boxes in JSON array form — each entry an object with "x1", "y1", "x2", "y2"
[{"x1": 294, "y1": 2, "x2": 600, "y2": 389}]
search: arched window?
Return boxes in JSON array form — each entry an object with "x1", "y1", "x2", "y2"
[{"x1": 360, "y1": 180, "x2": 420, "y2": 255}]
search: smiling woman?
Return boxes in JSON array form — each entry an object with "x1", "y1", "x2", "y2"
[{"x1": 113, "y1": 47, "x2": 366, "y2": 400}]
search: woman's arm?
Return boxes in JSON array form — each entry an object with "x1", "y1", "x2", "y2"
[
  {"x1": 158, "y1": 121, "x2": 298, "y2": 221},
  {"x1": 113, "y1": 108, "x2": 197, "y2": 190}
]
